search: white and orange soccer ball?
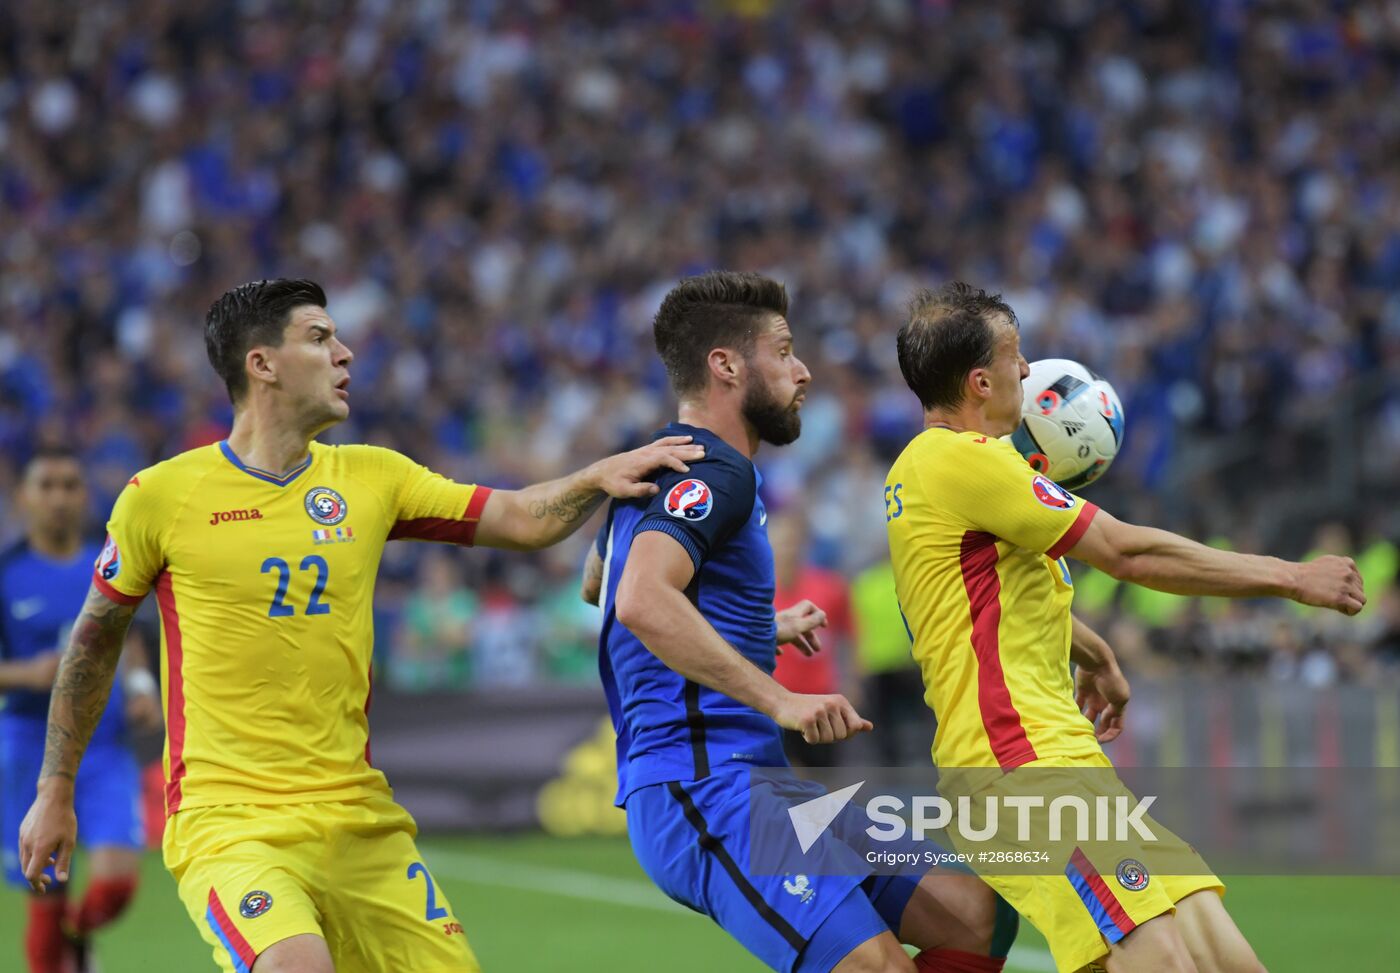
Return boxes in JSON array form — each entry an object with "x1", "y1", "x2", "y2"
[{"x1": 1008, "y1": 358, "x2": 1125, "y2": 491}]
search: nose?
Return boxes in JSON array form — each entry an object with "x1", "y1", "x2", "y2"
[
  {"x1": 1019, "y1": 356, "x2": 1030, "y2": 379},
  {"x1": 335, "y1": 338, "x2": 354, "y2": 366},
  {"x1": 793, "y1": 355, "x2": 812, "y2": 386}
]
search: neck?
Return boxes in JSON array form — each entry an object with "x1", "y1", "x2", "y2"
[
  {"x1": 923, "y1": 406, "x2": 991, "y2": 436},
  {"x1": 677, "y1": 399, "x2": 758, "y2": 459},
  {"x1": 28, "y1": 529, "x2": 80, "y2": 560},
  {"x1": 226, "y1": 397, "x2": 321, "y2": 476}
]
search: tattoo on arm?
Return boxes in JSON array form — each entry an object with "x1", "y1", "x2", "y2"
[
  {"x1": 41, "y1": 587, "x2": 136, "y2": 782},
  {"x1": 527, "y1": 488, "x2": 603, "y2": 525}
]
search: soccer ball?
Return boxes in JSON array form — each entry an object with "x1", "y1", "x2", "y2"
[{"x1": 1008, "y1": 358, "x2": 1124, "y2": 491}]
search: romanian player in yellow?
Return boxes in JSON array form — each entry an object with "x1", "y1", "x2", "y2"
[
  {"x1": 18, "y1": 278, "x2": 704, "y2": 973},
  {"x1": 884, "y1": 283, "x2": 1365, "y2": 973}
]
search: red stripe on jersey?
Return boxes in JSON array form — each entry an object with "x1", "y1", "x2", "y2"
[
  {"x1": 959, "y1": 532, "x2": 1037, "y2": 770},
  {"x1": 206, "y1": 888, "x2": 258, "y2": 969},
  {"x1": 389, "y1": 487, "x2": 493, "y2": 545},
  {"x1": 1068, "y1": 848, "x2": 1138, "y2": 936},
  {"x1": 92, "y1": 573, "x2": 144, "y2": 606},
  {"x1": 155, "y1": 572, "x2": 188, "y2": 815},
  {"x1": 1046, "y1": 503, "x2": 1099, "y2": 560}
]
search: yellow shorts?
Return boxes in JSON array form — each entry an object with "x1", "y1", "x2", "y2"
[
  {"x1": 944, "y1": 753, "x2": 1223, "y2": 973},
  {"x1": 163, "y1": 792, "x2": 481, "y2": 973}
]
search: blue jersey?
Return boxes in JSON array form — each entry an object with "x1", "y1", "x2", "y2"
[
  {"x1": 597, "y1": 423, "x2": 784, "y2": 804},
  {"x1": 0, "y1": 541, "x2": 127, "y2": 746}
]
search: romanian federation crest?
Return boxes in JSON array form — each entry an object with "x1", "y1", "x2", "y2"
[
  {"x1": 1115, "y1": 858, "x2": 1149, "y2": 892},
  {"x1": 304, "y1": 486, "x2": 348, "y2": 526},
  {"x1": 239, "y1": 890, "x2": 274, "y2": 919}
]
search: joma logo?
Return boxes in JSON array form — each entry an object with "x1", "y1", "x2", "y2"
[{"x1": 210, "y1": 508, "x2": 264, "y2": 526}]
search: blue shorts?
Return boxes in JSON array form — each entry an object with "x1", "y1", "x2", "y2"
[
  {"x1": 626, "y1": 771, "x2": 932, "y2": 973},
  {"x1": 1, "y1": 723, "x2": 145, "y2": 888}
]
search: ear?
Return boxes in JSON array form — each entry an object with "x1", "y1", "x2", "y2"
[
  {"x1": 706, "y1": 347, "x2": 744, "y2": 389},
  {"x1": 245, "y1": 346, "x2": 277, "y2": 390},
  {"x1": 967, "y1": 365, "x2": 993, "y2": 401}
]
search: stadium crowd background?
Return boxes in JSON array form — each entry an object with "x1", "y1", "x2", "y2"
[{"x1": 2, "y1": 0, "x2": 1398, "y2": 705}]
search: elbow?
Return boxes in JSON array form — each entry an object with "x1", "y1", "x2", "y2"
[{"x1": 614, "y1": 578, "x2": 656, "y2": 636}]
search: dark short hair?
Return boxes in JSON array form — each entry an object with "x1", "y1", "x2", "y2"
[
  {"x1": 897, "y1": 282, "x2": 1018, "y2": 411},
  {"x1": 653, "y1": 271, "x2": 788, "y2": 397},
  {"x1": 205, "y1": 278, "x2": 327, "y2": 403},
  {"x1": 24, "y1": 444, "x2": 81, "y2": 476}
]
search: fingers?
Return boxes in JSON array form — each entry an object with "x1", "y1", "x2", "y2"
[
  {"x1": 54, "y1": 840, "x2": 72, "y2": 884},
  {"x1": 648, "y1": 435, "x2": 695, "y2": 447}
]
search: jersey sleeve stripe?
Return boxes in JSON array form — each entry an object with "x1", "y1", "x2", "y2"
[
  {"x1": 635, "y1": 517, "x2": 703, "y2": 568},
  {"x1": 205, "y1": 888, "x2": 257, "y2": 972},
  {"x1": 388, "y1": 486, "x2": 493, "y2": 545},
  {"x1": 1065, "y1": 847, "x2": 1137, "y2": 943},
  {"x1": 155, "y1": 571, "x2": 188, "y2": 816},
  {"x1": 1046, "y1": 502, "x2": 1100, "y2": 560},
  {"x1": 91, "y1": 572, "x2": 145, "y2": 606},
  {"x1": 959, "y1": 531, "x2": 1038, "y2": 771}
]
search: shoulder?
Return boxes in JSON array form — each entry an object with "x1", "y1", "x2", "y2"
[
  {"x1": 119, "y1": 445, "x2": 219, "y2": 504},
  {"x1": 317, "y1": 443, "x2": 415, "y2": 474},
  {"x1": 897, "y1": 429, "x2": 1021, "y2": 478},
  {"x1": 0, "y1": 540, "x2": 30, "y2": 579}
]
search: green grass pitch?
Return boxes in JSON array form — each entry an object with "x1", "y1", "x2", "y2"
[{"x1": 2, "y1": 834, "x2": 1396, "y2": 971}]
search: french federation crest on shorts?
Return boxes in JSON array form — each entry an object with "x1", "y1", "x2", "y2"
[
  {"x1": 304, "y1": 486, "x2": 348, "y2": 526},
  {"x1": 239, "y1": 890, "x2": 273, "y2": 919},
  {"x1": 665, "y1": 479, "x2": 712, "y2": 521},
  {"x1": 1115, "y1": 858, "x2": 1149, "y2": 892},
  {"x1": 1030, "y1": 474, "x2": 1076, "y2": 510},
  {"x1": 96, "y1": 534, "x2": 121, "y2": 581}
]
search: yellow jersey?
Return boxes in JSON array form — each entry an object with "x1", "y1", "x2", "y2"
[
  {"x1": 885, "y1": 428, "x2": 1099, "y2": 770},
  {"x1": 93, "y1": 440, "x2": 490, "y2": 815}
]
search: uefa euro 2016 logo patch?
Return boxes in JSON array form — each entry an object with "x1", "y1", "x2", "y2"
[
  {"x1": 1115, "y1": 858, "x2": 1149, "y2": 892},
  {"x1": 1031, "y1": 474, "x2": 1076, "y2": 510},
  {"x1": 665, "y1": 479, "x2": 712, "y2": 521},
  {"x1": 96, "y1": 535, "x2": 121, "y2": 581},
  {"x1": 304, "y1": 486, "x2": 348, "y2": 526},
  {"x1": 239, "y1": 890, "x2": 273, "y2": 919}
]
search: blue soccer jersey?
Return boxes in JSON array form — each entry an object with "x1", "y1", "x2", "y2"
[
  {"x1": 597, "y1": 423, "x2": 785, "y2": 802},
  {"x1": 1, "y1": 540, "x2": 144, "y2": 887},
  {"x1": 0, "y1": 540, "x2": 127, "y2": 744}
]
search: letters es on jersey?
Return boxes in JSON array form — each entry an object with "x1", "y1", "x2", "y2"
[
  {"x1": 1030, "y1": 474, "x2": 1076, "y2": 510},
  {"x1": 664, "y1": 479, "x2": 713, "y2": 522},
  {"x1": 304, "y1": 486, "x2": 348, "y2": 526}
]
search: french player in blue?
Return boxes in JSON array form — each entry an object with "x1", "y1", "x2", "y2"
[
  {"x1": 583, "y1": 273, "x2": 1015, "y2": 973},
  {"x1": 0, "y1": 447, "x2": 159, "y2": 973}
]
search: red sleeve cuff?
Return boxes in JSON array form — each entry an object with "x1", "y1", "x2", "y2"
[
  {"x1": 388, "y1": 487, "x2": 494, "y2": 546},
  {"x1": 92, "y1": 572, "x2": 145, "y2": 606},
  {"x1": 1046, "y1": 502, "x2": 1099, "y2": 560}
]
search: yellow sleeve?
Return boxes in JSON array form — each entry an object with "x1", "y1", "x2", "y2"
[
  {"x1": 369, "y1": 448, "x2": 492, "y2": 545},
  {"x1": 931, "y1": 437, "x2": 1098, "y2": 557},
  {"x1": 93, "y1": 472, "x2": 167, "y2": 605}
]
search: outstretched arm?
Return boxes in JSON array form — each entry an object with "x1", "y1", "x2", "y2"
[
  {"x1": 475, "y1": 437, "x2": 704, "y2": 551},
  {"x1": 19, "y1": 586, "x2": 137, "y2": 891},
  {"x1": 616, "y1": 532, "x2": 870, "y2": 744},
  {"x1": 1068, "y1": 509, "x2": 1365, "y2": 614}
]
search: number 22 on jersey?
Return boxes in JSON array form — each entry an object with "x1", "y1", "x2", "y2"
[{"x1": 261, "y1": 554, "x2": 332, "y2": 617}]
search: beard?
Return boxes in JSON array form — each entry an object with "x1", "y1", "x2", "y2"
[{"x1": 742, "y1": 377, "x2": 803, "y2": 447}]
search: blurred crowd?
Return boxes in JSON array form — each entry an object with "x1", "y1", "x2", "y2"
[{"x1": 2, "y1": 0, "x2": 1398, "y2": 691}]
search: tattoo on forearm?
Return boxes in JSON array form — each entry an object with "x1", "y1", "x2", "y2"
[
  {"x1": 41, "y1": 588, "x2": 135, "y2": 781},
  {"x1": 528, "y1": 488, "x2": 603, "y2": 525}
]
